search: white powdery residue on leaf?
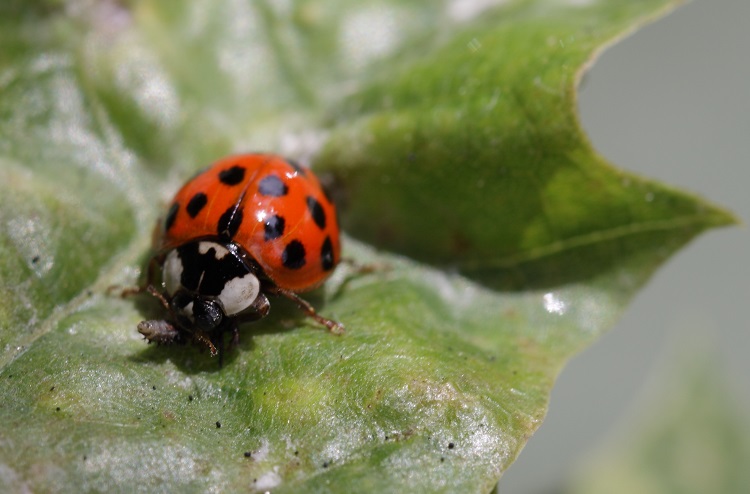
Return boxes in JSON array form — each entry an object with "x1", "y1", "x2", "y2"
[
  {"x1": 44, "y1": 71, "x2": 107, "y2": 169},
  {"x1": 572, "y1": 289, "x2": 617, "y2": 336},
  {"x1": 0, "y1": 463, "x2": 32, "y2": 493},
  {"x1": 182, "y1": 381, "x2": 227, "y2": 402},
  {"x1": 542, "y1": 292, "x2": 567, "y2": 316},
  {"x1": 112, "y1": 264, "x2": 142, "y2": 289},
  {"x1": 6, "y1": 216, "x2": 54, "y2": 277},
  {"x1": 184, "y1": 2, "x2": 213, "y2": 39},
  {"x1": 446, "y1": 0, "x2": 511, "y2": 22},
  {"x1": 413, "y1": 266, "x2": 512, "y2": 322},
  {"x1": 216, "y1": 0, "x2": 273, "y2": 98},
  {"x1": 425, "y1": 381, "x2": 459, "y2": 403},
  {"x1": 559, "y1": 0, "x2": 596, "y2": 6},
  {"x1": 66, "y1": 320, "x2": 83, "y2": 337},
  {"x1": 164, "y1": 371, "x2": 195, "y2": 391},
  {"x1": 386, "y1": 381, "x2": 513, "y2": 482},
  {"x1": 254, "y1": 468, "x2": 282, "y2": 491},
  {"x1": 392, "y1": 379, "x2": 461, "y2": 415},
  {"x1": 457, "y1": 404, "x2": 514, "y2": 465},
  {"x1": 65, "y1": 0, "x2": 132, "y2": 35},
  {"x1": 283, "y1": 435, "x2": 297, "y2": 454},
  {"x1": 83, "y1": 442, "x2": 226, "y2": 492},
  {"x1": 252, "y1": 438, "x2": 271, "y2": 462},
  {"x1": 38, "y1": 64, "x2": 137, "y2": 200},
  {"x1": 278, "y1": 129, "x2": 329, "y2": 167},
  {"x1": 340, "y1": 6, "x2": 403, "y2": 70},
  {"x1": 113, "y1": 38, "x2": 180, "y2": 130}
]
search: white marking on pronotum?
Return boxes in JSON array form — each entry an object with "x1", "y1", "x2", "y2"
[
  {"x1": 217, "y1": 273, "x2": 260, "y2": 316},
  {"x1": 163, "y1": 249, "x2": 184, "y2": 295},
  {"x1": 198, "y1": 241, "x2": 230, "y2": 259}
]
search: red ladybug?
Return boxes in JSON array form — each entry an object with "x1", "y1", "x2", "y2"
[{"x1": 134, "y1": 154, "x2": 343, "y2": 359}]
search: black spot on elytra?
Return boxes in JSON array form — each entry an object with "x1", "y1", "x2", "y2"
[
  {"x1": 165, "y1": 202, "x2": 179, "y2": 231},
  {"x1": 264, "y1": 215, "x2": 285, "y2": 241},
  {"x1": 286, "y1": 159, "x2": 307, "y2": 176},
  {"x1": 218, "y1": 166, "x2": 246, "y2": 185},
  {"x1": 258, "y1": 175, "x2": 288, "y2": 197},
  {"x1": 306, "y1": 196, "x2": 326, "y2": 229},
  {"x1": 186, "y1": 193, "x2": 207, "y2": 218},
  {"x1": 282, "y1": 240, "x2": 306, "y2": 269},
  {"x1": 175, "y1": 242, "x2": 250, "y2": 296},
  {"x1": 321, "y1": 236, "x2": 334, "y2": 271},
  {"x1": 218, "y1": 205, "x2": 243, "y2": 240}
]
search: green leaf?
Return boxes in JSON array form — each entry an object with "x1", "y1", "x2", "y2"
[{"x1": 0, "y1": 1, "x2": 735, "y2": 492}]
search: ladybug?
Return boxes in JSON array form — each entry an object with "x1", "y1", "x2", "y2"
[{"x1": 133, "y1": 154, "x2": 343, "y2": 360}]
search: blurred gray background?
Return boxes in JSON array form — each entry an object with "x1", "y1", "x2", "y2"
[{"x1": 500, "y1": 0, "x2": 750, "y2": 492}]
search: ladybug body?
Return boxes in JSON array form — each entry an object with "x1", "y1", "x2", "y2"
[{"x1": 136, "y1": 154, "x2": 343, "y2": 358}]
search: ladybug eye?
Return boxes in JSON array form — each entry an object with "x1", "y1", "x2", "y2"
[{"x1": 193, "y1": 299, "x2": 224, "y2": 331}]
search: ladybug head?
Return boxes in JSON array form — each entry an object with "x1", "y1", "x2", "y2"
[
  {"x1": 170, "y1": 291, "x2": 225, "y2": 332},
  {"x1": 162, "y1": 240, "x2": 268, "y2": 334},
  {"x1": 191, "y1": 297, "x2": 224, "y2": 331}
]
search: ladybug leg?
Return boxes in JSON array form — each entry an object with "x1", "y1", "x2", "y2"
[
  {"x1": 109, "y1": 255, "x2": 163, "y2": 297},
  {"x1": 341, "y1": 257, "x2": 382, "y2": 275},
  {"x1": 268, "y1": 286, "x2": 345, "y2": 335},
  {"x1": 135, "y1": 286, "x2": 185, "y2": 346},
  {"x1": 213, "y1": 331, "x2": 226, "y2": 369},
  {"x1": 244, "y1": 293, "x2": 271, "y2": 321},
  {"x1": 117, "y1": 258, "x2": 185, "y2": 348},
  {"x1": 193, "y1": 331, "x2": 219, "y2": 357},
  {"x1": 144, "y1": 284, "x2": 171, "y2": 311}
]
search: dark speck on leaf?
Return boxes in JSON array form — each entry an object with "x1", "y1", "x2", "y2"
[
  {"x1": 322, "y1": 462, "x2": 329, "y2": 468},
  {"x1": 294, "y1": 450, "x2": 299, "y2": 456},
  {"x1": 188, "y1": 395, "x2": 193, "y2": 401},
  {"x1": 152, "y1": 385, "x2": 156, "y2": 390},
  {"x1": 50, "y1": 386, "x2": 55, "y2": 391},
  {"x1": 244, "y1": 452, "x2": 252, "y2": 458},
  {"x1": 56, "y1": 407, "x2": 60, "y2": 412},
  {"x1": 216, "y1": 421, "x2": 221, "y2": 428},
  {"x1": 448, "y1": 442, "x2": 455, "y2": 449},
  {"x1": 440, "y1": 456, "x2": 445, "y2": 462}
]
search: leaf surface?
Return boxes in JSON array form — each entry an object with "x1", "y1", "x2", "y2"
[{"x1": 0, "y1": 1, "x2": 734, "y2": 492}]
